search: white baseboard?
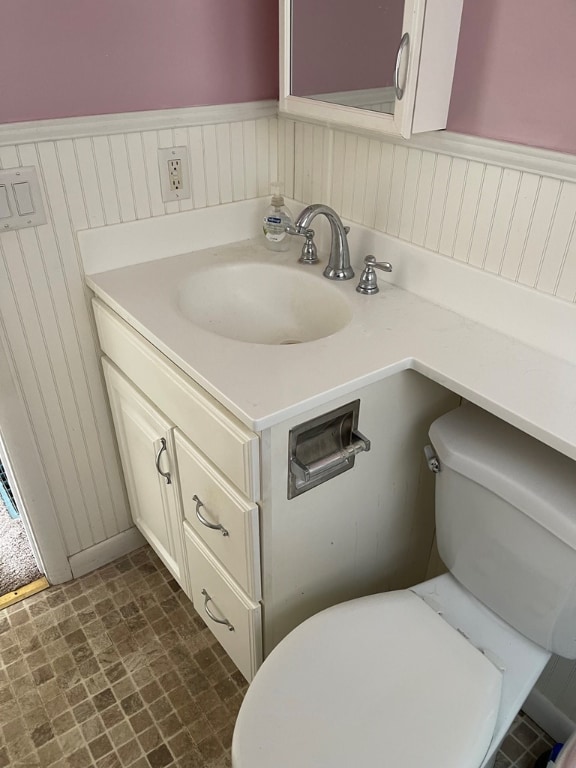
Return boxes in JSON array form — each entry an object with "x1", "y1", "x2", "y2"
[
  {"x1": 69, "y1": 527, "x2": 146, "y2": 579},
  {"x1": 524, "y1": 688, "x2": 576, "y2": 743}
]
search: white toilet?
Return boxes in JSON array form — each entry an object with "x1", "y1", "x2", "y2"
[{"x1": 232, "y1": 404, "x2": 576, "y2": 768}]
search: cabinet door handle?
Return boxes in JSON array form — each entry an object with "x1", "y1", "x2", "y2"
[
  {"x1": 193, "y1": 495, "x2": 229, "y2": 537},
  {"x1": 394, "y1": 32, "x2": 410, "y2": 100},
  {"x1": 155, "y1": 438, "x2": 171, "y2": 485},
  {"x1": 201, "y1": 589, "x2": 234, "y2": 631}
]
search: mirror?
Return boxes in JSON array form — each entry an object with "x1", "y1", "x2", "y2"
[
  {"x1": 281, "y1": 0, "x2": 463, "y2": 139},
  {"x1": 291, "y1": 0, "x2": 406, "y2": 117}
]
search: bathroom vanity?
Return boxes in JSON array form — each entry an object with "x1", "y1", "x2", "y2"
[
  {"x1": 92, "y1": 278, "x2": 458, "y2": 681},
  {"x1": 86, "y1": 226, "x2": 576, "y2": 684}
]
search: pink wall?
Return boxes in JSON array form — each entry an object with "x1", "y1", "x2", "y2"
[
  {"x1": 448, "y1": 0, "x2": 576, "y2": 154},
  {"x1": 0, "y1": 0, "x2": 278, "y2": 124},
  {"x1": 291, "y1": 0, "x2": 404, "y2": 95},
  {"x1": 4, "y1": 0, "x2": 576, "y2": 157}
]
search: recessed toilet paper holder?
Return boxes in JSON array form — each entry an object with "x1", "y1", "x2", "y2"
[{"x1": 288, "y1": 400, "x2": 370, "y2": 498}]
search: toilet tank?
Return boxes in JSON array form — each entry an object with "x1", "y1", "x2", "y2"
[{"x1": 429, "y1": 404, "x2": 576, "y2": 659}]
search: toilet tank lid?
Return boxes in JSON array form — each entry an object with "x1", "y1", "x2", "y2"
[{"x1": 429, "y1": 405, "x2": 576, "y2": 550}]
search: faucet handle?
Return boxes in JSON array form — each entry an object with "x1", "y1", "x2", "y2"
[
  {"x1": 356, "y1": 255, "x2": 393, "y2": 295},
  {"x1": 285, "y1": 225, "x2": 319, "y2": 265},
  {"x1": 363, "y1": 255, "x2": 392, "y2": 272}
]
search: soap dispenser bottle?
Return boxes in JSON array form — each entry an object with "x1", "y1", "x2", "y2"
[{"x1": 262, "y1": 183, "x2": 293, "y2": 252}]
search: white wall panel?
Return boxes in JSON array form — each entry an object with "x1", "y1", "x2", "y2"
[
  {"x1": 188, "y1": 126, "x2": 208, "y2": 210},
  {"x1": 280, "y1": 116, "x2": 576, "y2": 732},
  {"x1": 438, "y1": 156, "x2": 468, "y2": 258},
  {"x1": 352, "y1": 136, "x2": 369, "y2": 225},
  {"x1": 425, "y1": 153, "x2": 452, "y2": 254},
  {"x1": 481, "y1": 168, "x2": 519, "y2": 274},
  {"x1": 452, "y1": 160, "x2": 484, "y2": 263},
  {"x1": 363, "y1": 139, "x2": 383, "y2": 231},
  {"x1": 499, "y1": 172, "x2": 540, "y2": 280},
  {"x1": 92, "y1": 136, "x2": 122, "y2": 224},
  {"x1": 141, "y1": 131, "x2": 165, "y2": 217},
  {"x1": 556, "y1": 230, "x2": 576, "y2": 302},
  {"x1": 330, "y1": 131, "x2": 346, "y2": 217},
  {"x1": 0, "y1": 112, "x2": 279, "y2": 564},
  {"x1": 282, "y1": 117, "x2": 576, "y2": 306},
  {"x1": 341, "y1": 132, "x2": 358, "y2": 221},
  {"x1": 537, "y1": 182, "x2": 576, "y2": 295},
  {"x1": 216, "y1": 123, "x2": 233, "y2": 205},
  {"x1": 108, "y1": 134, "x2": 137, "y2": 222},
  {"x1": 387, "y1": 145, "x2": 408, "y2": 238},
  {"x1": 256, "y1": 118, "x2": 270, "y2": 197},
  {"x1": 411, "y1": 151, "x2": 436, "y2": 247},
  {"x1": 230, "y1": 122, "x2": 247, "y2": 203},
  {"x1": 243, "y1": 120, "x2": 259, "y2": 200},
  {"x1": 74, "y1": 138, "x2": 106, "y2": 228},
  {"x1": 398, "y1": 148, "x2": 422, "y2": 242},
  {"x1": 278, "y1": 118, "x2": 294, "y2": 199},
  {"x1": 374, "y1": 142, "x2": 394, "y2": 234},
  {"x1": 56, "y1": 139, "x2": 90, "y2": 231},
  {"x1": 125, "y1": 133, "x2": 151, "y2": 220}
]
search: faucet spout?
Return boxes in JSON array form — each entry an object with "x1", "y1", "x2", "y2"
[{"x1": 294, "y1": 204, "x2": 354, "y2": 280}]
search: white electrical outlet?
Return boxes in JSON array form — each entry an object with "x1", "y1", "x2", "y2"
[
  {"x1": 168, "y1": 159, "x2": 183, "y2": 191},
  {"x1": 158, "y1": 147, "x2": 191, "y2": 203}
]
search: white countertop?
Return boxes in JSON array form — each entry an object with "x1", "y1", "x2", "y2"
[{"x1": 87, "y1": 236, "x2": 576, "y2": 462}]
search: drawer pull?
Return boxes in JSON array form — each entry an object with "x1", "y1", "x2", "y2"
[
  {"x1": 193, "y1": 495, "x2": 229, "y2": 537},
  {"x1": 155, "y1": 438, "x2": 171, "y2": 484},
  {"x1": 201, "y1": 589, "x2": 235, "y2": 632}
]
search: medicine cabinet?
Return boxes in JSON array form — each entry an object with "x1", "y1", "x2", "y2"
[{"x1": 280, "y1": 0, "x2": 464, "y2": 139}]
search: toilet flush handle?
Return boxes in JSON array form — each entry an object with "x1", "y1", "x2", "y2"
[{"x1": 424, "y1": 445, "x2": 441, "y2": 473}]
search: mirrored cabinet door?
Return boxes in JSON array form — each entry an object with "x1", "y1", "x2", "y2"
[{"x1": 280, "y1": 0, "x2": 463, "y2": 139}]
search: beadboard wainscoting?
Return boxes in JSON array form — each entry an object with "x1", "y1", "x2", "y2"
[
  {"x1": 281, "y1": 117, "x2": 576, "y2": 304},
  {"x1": 0, "y1": 103, "x2": 278, "y2": 579},
  {"x1": 280, "y1": 115, "x2": 576, "y2": 740}
]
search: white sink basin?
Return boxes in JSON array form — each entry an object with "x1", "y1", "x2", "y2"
[{"x1": 178, "y1": 262, "x2": 352, "y2": 345}]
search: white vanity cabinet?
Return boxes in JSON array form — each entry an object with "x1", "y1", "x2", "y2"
[
  {"x1": 94, "y1": 299, "x2": 262, "y2": 681},
  {"x1": 103, "y1": 359, "x2": 185, "y2": 587}
]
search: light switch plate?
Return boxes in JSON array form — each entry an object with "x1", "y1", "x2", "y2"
[{"x1": 0, "y1": 167, "x2": 46, "y2": 231}]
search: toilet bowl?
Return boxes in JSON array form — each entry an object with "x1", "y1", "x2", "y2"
[
  {"x1": 232, "y1": 405, "x2": 576, "y2": 768},
  {"x1": 232, "y1": 574, "x2": 549, "y2": 768}
]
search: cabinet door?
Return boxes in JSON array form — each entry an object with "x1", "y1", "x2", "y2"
[
  {"x1": 281, "y1": 0, "x2": 463, "y2": 138},
  {"x1": 103, "y1": 359, "x2": 185, "y2": 587}
]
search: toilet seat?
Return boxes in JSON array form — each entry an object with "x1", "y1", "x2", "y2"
[{"x1": 232, "y1": 590, "x2": 502, "y2": 768}]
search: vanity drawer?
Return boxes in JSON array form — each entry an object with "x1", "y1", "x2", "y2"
[
  {"x1": 93, "y1": 298, "x2": 259, "y2": 500},
  {"x1": 184, "y1": 524, "x2": 262, "y2": 682},
  {"x1": 175, "y1": 429, "x2": 261, "y2": 600}
]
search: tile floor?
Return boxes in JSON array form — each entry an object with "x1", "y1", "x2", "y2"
[
  {"x1": 496, "y1": 713, "x2": 555, "y2": 768},
  {"x1": 0, "y1": 545, "x2": 555, "y2": 768},
  {"x1": 0, "y1": 546, "x2": 245, "y2": 768}
]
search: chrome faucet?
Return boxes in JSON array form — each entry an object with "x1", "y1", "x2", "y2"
[{"x1": 294, "y1": 204, "x2": 354, "y2": 280}]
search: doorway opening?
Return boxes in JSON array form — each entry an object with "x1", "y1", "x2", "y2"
[{"x1": 0, "y1": 456, "x2": 48, "y2": 608}]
